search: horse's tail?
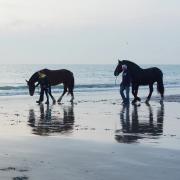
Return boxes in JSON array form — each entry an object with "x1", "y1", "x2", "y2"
[
  {"x1": 157, "y1": 70, "x2": 164, "y2": 97},
  {"x1": 70, "y1": 74, "x2": 75, "y2": 91},
  {"x1": 67, "y1": 72, "x2": 74, "y2": 95}
]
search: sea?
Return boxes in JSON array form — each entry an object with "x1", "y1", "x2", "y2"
[{"x1": 0, "y1": 64, "x2": 179, "y2": 97}]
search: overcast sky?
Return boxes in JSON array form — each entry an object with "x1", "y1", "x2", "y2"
[{"x1": 0, "y1": 0, "x2": 179, "y2": 64}]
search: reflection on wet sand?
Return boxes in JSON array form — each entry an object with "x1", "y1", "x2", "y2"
[
  {"x1": 115, "y1": 103, "x2": 164, "y2": 143},
  {"x1": 28, "y1": 104, "x2": 75, "y2": 136}
]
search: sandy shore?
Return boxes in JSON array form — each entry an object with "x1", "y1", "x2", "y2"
[
  {"x1": 0, "y1": 92, "x2": 180, "y2": 179},
  {"x1": 1, "y1": 136, "x2": 180, "y2": 180}
]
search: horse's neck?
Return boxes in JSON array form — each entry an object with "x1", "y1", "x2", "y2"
[
  {"x1": 29, "y1": 72, "x2": 39, "y2": 84},
  {"x1": 123, "y1": 61, "x2": 141, "y2": 69},
  {"x1": 123, "y1": 61, "x2": 142, "y2": 75}
]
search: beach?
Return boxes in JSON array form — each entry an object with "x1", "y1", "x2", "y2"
[
  {"x1": 0, "y1": 91, "x2": 180, "y2": 180},
  {"x1": 0, "y1": 0, "x2": 180, "y2": 178}
]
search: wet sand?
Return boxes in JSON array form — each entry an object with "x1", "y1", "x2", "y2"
[{"x1": 0, "y1": 92, "x2": 180, "y2": 179}]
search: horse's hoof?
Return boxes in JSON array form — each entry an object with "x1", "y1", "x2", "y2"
[
  {"x1": 137, "y1": 97, "x2": 141, "y2": 101},
  {"x1": 145, "y1": 99, "x2": 149, "y2": 103},
  {"x1": 131, "y1": 100, "x2": 136, "y2": 104},
  {"x1": 160, "y1": 99, "x2": 164, "y2": 105},
  {"x1": 70, "y1": 98, "x2": 74, "y2": 103},
  {"x1": 36, "y1": 100, "x2": 42, "y2": 104}
]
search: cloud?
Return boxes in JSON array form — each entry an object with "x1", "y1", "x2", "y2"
[
  {"x1": 2, "y1": 0, "x2": 178, "y2": 32},
  {"x1": 0, "y1": 0, "x2": 180, "y2": 64}
]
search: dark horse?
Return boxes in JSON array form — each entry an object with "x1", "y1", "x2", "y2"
[
  {"x1": 114, "y1": 60, "x2": 164, "y2": 103},
  {"x1": 26, "y1": 69, "x2": 74, "y2": 102}
]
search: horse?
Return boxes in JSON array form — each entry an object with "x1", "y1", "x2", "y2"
[
  {"x1": 26, "y1": 69, "x2": 74, "y2": 103},
  {"x1": 114, "y1": 60, "x2": 164, "y2": 103}
]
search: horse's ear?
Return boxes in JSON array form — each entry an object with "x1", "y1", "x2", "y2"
[{"x1": 118, "y1": 59, "x2": 121, "y2": 63}]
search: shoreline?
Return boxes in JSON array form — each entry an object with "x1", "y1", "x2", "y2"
[
  {"x1": 0, "y1": 93, "x2": 180, "y2": 146},
  {"x1": 0, "y1": 91, "x2": 180, "y2": 100}
]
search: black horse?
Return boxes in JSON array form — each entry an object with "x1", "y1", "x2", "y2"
[
  {"x1": 114, "y1": 60, "x2": 164, "y2": 103},
  {"x1": 26, "y1": 69, "x2": 74, "y2": 102}
]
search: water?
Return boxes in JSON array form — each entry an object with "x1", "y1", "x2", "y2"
[{"x1": 0, "y1": 64, "x2": 179, "y2": 96}]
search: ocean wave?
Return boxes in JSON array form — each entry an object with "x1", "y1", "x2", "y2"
[
  {"x1": 0, "y1": 86, "x2": 27, "y2": 90},
  {"x1": 0, "y1": 84, "x2": 117, "y2": 91},
  {"x1": 0, "y1": 83, "x2": 179, "y2": 96}
]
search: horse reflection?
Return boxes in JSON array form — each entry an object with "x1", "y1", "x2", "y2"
[
  {"x1": 28, "y1": 104, "x2": 75, "y2": 136},
  {"x1": 115, "y1": 103, "x2": 164, "y2": 143}
]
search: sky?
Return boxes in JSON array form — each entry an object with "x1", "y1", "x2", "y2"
[{"x1": 0, "y1": 0, "x2": 179, "y2": 64}]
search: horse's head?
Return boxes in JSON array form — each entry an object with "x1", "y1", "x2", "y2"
[
  {"x1": 114, "y1": 60, "x2": 123, "y2": 76},
  {"x1": 26, "y1": 80, "x2": 35, "y2": 96}
]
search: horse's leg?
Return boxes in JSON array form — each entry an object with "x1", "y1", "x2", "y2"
[
  {"x1": 69, "y1": 91, "x2": 74, "y2": 102},
  {"x1": 132, "y1": 85, "x2": 141, "y2": 103},
  {"x1": 157, "y1": 79, "x2": 164, "y2": 104},
  {"x1": 45, "y1": 89, "x2": 49, "y2": 104},
  {"x1": 36, "y1": 87, "x2": 44, "y2": 103},
  {"x1": 146, "y1": 84, "x2": 153, "y2": 103},
  {"x1": 131, "y1": 84, "x2": 136, "y2": 103},
  {"x1": 135, "y1": 86, "x2": 141, "y2": 101},
  {"x1": 132, "y1": 84, "x2": 139, "y2": 103},
  {"x1": 68, "y1": 84, "x2": 74, "y2": 102},
  {"x1": 57, "y1": 84, "x2": 67, "y2": 103},
  {"x1": 48, "y1": 86, "x2": 56, "y2": 103},
  {"x1": 160, "y1": 95, "x2": 164, "y2": 104}
]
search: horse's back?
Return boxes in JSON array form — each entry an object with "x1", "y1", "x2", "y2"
[
  {"x1": 143, "y1": 67, "x2": 163, "y2": 77},
  {"x1": 41, "y1": 69, "x2": 74, "y2": 86},
  {"x1": 134, "y1": 67, "x2": 163, "y2": 85}
]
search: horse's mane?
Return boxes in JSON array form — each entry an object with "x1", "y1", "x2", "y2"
[
  {"x1": 29, "y1": 71, "x2": 39, "y2": 83},
  {"x1": 122, "y1": 60, "x2": 142, "y2": 70},
  {"x1": 29, "y1": 69, "x2": 50, "y2": 81}
]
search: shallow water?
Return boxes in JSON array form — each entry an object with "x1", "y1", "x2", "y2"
[
  {"x1": 115, "y1": 102, "x2": 164, "y2": 144},
  {"x1": 0, "y1": 92, "x2": 180, "y2": 149},
  {"x1": 28, "y1": 104, "x2": 75, "y2": 136}
]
